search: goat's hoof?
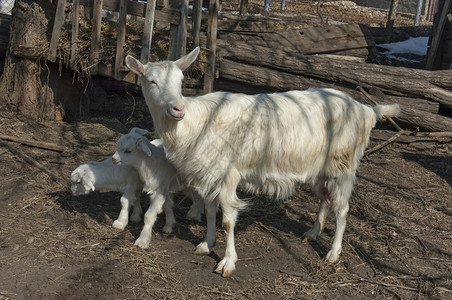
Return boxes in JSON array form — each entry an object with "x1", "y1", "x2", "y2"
[
  {"x1": 325, "y1": 249, "x2": 341, "y2": 263},
  {"x1": 214, "y1": 258, "x2": 236, "y2": 278},
  {"x1": 193, "y1": 242, "x2": 210, "y2": 255},
  {"x1": 302, "y1": 229, "x2": 319, "y2": 241},
  {"x1": 134, "y1": 238, "x2": 150, "y2": 249},
  {"x1": 162, "y1": 224, "x2": 173, "y2": 234},
  {"x1": 130, "y1": 214, "x2": 142, "y2": 223},
  {"x1": 112, "y1": 220, "x2": 126, "y2": 231}
]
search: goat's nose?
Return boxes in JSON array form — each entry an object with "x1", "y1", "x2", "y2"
[
  {"x1": 173, "y1": 104, "x2": 185, "y2": 112},
  {"x1": 112, "y1": 157, "x2": 119, "y2": 165}
]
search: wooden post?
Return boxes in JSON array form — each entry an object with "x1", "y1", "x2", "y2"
[
  {"x1": 140, "y1": 0, "x2": 157, "y2": 63},
  {"x1": 426, "y1": 0, "x2": 452, "y2": 69},
  {"x1": 70, "y1": 0, "x2": 80, "y2": 69},
  {"x1": 48, "y1": 0, "x2": 67, "y2": 63},
  {"x1": 385, "y1": 0, "x2": 400, "y2": 43},
  {"x1": 167, "y1": 0, "x2": 181, "y2": 60},
  {"x1": 203, "y1": 0, "x2": 218, "y2": 94},
  {"x1": 192, "y1": 0, "x2": 203, "y2": 47},
  {"x1": 176, "y1": 0, "x2": 189, "y2": 57},
  {"x1": 239, "y1": 0, "x2": 248, "y2": 15},
  {"x1": 115, "y1": 0, "x2": 128, "y2": 79},
  {"x1": 90, "y1": 0, "x2": 103, "y2": 75}
]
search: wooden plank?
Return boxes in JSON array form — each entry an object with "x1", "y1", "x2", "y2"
[
  {"x1": 78, "y1": 0, "x2": 180, "y2": 24},
  {"x1": 115, "y1": 0, "x2": 128, "y2": 79},
  {"x1": 140, "y1": 0, "x2": 157, "y2": 63},
  {"x1": 89, "y1": 0, "x2": 103, "y2": 75},
  {"x1": 203, "y1": 0, "x2": 219, "y2": 94},
  {"x1": 70, "y1": 0, "x2": 80, "y2": 69},
  {"x1": 48, "y1": 0, "x2": 67, "y2": 62},
  {"x1": 426, "y1": 0, "x2": 452, "y2": 69}
]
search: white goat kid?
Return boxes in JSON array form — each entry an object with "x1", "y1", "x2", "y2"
[
  {"x1": 71, "y1": 158, "x2": 143, "y2": 230},
  {"x1": 125, "y1": 47, "x2": 400, "y2": 277},
  {"x1": 112, "y1": 128, "x2": 203, "y2": 249}
]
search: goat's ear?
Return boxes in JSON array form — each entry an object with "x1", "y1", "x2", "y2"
[
  {"x1": 137, "y1": 138, "x2": 152, "y2": 157},
  {"x1": 87, "y1": 180, "x2": 95, "y2": 192},
  {"x1": 125, "y1": 55, "x2": 145, "y2": 76},
  {"x1": 130, "y1": 127, "x2": 148, "y2": 136},
  {"x1": 175, "y1": 47, "x2": 200, "y2": 71}
]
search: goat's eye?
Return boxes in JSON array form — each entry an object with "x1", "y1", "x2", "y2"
[
  {"x1": 76, "y1": 181, "x2": 81, "y2": 185},
  {"x1": 124, "y1": 150, "x2": 131, "y2": 154},
  {"x1": 148, "y1": 79, "x2": 157, "y2": 85}
]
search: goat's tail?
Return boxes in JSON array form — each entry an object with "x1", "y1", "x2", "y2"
[{"x1": 373, "y1": 103, "x2": 400, "y2": 120}]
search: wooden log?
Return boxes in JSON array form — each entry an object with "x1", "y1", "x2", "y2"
[
  {"x1": 218, "y1": 59, "x2": 452, "y2": 132},
  {"x1": 192, "y1": 0, "x2": 203, "y2": 47},
  {"x1": 215, "y1": 42, "x2": 452, "y2": 109},
  {"x1": 216, "y1": 23, "x2": 376, "y2": 57},
  {"x1": 48, "y1": 0, "x2": 67, "y2": 63}
]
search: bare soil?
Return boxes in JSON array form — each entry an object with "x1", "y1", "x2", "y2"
[{"x1": 0, "y1": 90, "x2": 451, "y2": 299}]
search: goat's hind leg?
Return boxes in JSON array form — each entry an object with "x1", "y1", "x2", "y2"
[
  {"x1": 303, "y1": 177, "x2": 331, "y2": 240},
  {"x1": 325, "y1": 175, "x2": 353, "y2": 263},
  {"x1": 193, "y1": 200, "x2": 218, "y2": 255},
  {"x1": 162, "y1": 195, "x2": 176, "y2": 234}
]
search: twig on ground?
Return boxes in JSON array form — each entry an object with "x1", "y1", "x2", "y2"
[
  {"x1": 0, "y1": 139, "x2": 62, "y2": 182},
  {"x1": 0, "y1": 134, "x2": 66, "y2": 152}
]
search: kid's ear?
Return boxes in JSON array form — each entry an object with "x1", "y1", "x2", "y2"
[
  {"x1": 130, "y1": 127, "x2": 149, "y2": 136},
  {"x1": 137, "y1": 138, "x2": 152, "y2": 157},
  {"x1": 87, "y1": 180, "x2": 95, "y2": 192}
]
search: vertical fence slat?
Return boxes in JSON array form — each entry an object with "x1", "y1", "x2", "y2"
[
  {"x1": 115, "y1": 0, "x2": 128, "y2": 79},
  {"x1": 203, "y1": 0, "x2": 219, "y2": 94},
  {"x1": 426, "y1": 0, "x2": 452, "y2": 69},
  {"x1": 90, "y1": 0, "x2": 103, "y2": 75},
  {"x1": 70, "y1": 0, "x2": 80, "y2": 69},
  {"x1": 192, "y1": 0, "x2": 202, "y2": 47},
  {"x1": 384, "y1": 0, "x2": 400, "y2": 43},
  {"x1": 48, "y1": 0, "x2": 67, "y2": 63},
  {"x1": 177, "y1": 0, "x2": 189, "y2": 58},
  {"x1": 140, "y1": 0, "x2": 157, "y2": 64}
]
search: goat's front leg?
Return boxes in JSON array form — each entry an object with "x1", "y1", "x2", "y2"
[
  {"x1": 112, "y1": 191, "x2": 135, "y2": 230},
  {"x1": 193, "y1": 200, "x2": 218, "y2": 255},
  {"x1": 214, "y1": 198, "x2": 239, "y2": 277},
  {"x1": 162, "y1": 194, "x2": 176, "y2": 234},
  {"x1": 303, "y1": 200, "x2": 330, "y2": 241},
  {"x1": 134, "y1": 192, "x2": 166, "y2": 249}
]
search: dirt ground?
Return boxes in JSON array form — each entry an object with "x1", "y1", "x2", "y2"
[{"x1": 0, "y1": 88, "x2": 451, "y2": 299}]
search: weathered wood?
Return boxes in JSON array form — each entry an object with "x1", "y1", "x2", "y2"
[
  {"x1": 0, "y1": 134, "x2": 66, "y2": 152},
  {"x1": 114, "y1": 0, "x2": 128, "y2": 79},
  {"x1": 70, "y1": 0, "x2": 80, "y2": 69},
  {"x1": 203, "y1": 0, "x2": 219, "y2": 94},
  {"x1": 0, "y1": 139, "x2": 62, "y2": 182},
  {"x1": 192, "y1": 0, "x2": 203, "y2": 47},
  {"x1": 48, "y1": 0, "x2": 67, "y2": 62},
  {"x1": 426, "y1": 0, "x2": 452, "y2": 69},
  {"x1": 385, "y1": 0, "x2": 400, "y2": 43},
  {"x1": 216, "y1": 43, "x2": 452, "y2": 109},
  {"x1": 218, "y1": 59, "x2": 452, "y2": 132},
  {"x1": 89, "y1": 0, "x2": 103, "y2": 74},
  {"x1": 77, "y1": 0, "x2": 180, "y2": 24},
  {"x1": 140, "y1": 0, "x2": 157, "y2": 63},
  {"x1": 177, "y1": 0, "x2": 189, "y2": 57},
  {"x1": 216, "y1": 23, "x2": 376, "y2": 56}
]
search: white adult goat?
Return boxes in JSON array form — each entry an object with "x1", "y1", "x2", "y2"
[
  {"x1": 71, "y1": 158, "x2": 143, "y2": 230},
  {"x1": 112, "y1": 128, "x2": 203, "y2": 249},
  {"x1": 125, "y1": 47, "x2": 400, "y2": 277}
]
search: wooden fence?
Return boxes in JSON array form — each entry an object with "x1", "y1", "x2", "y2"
[{"x1": 47, "y1": 0, "x2": 218, "y2": 88}]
